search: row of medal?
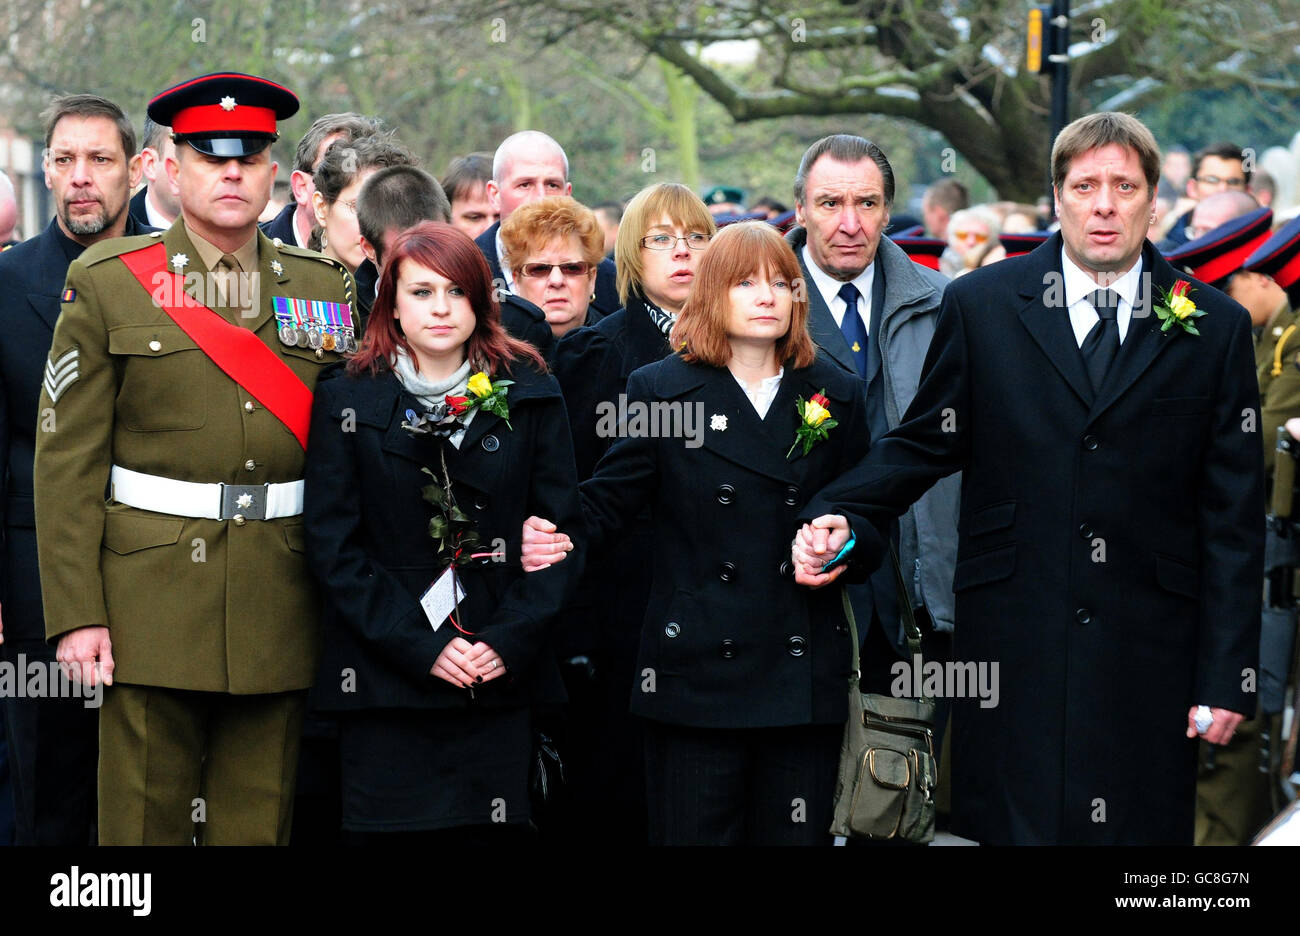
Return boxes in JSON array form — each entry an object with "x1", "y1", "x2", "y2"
[{"x1": 272, "y1": 297, "x2": 357, "y2": 353}]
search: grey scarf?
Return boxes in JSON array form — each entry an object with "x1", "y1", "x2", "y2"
[{"x1": 392, "y1": 348, "x2": 476, "y2": 447}]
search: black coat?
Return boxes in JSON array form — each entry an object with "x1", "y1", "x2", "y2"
[
  {"x1": 498, "y1": 292, "x2": 555, "y2": 363},
  {"x1": 259, "y1": 202, "x2": 300, "y2": 246},
  {"x1": 303, "y1": 361, "x2": 584, "y2": 713},
  {"x1": 474, "y1": 221, "x2": 618, "y2": 324},
  {"x1": 804, "y1": 234, "x2": 1265, "y2": 844},
  {"x1": 0, "y1": 215, "x2": 153, "y2": 642},
  {"x1": 550, "y1": 296, "x2": 673, "y2": 657},
  {"x1": 127, "y1": 188, "x2": 150, "y2": 229},
  {"x1": 580, "y1": 352, "x2": 870, "y2": 728}
]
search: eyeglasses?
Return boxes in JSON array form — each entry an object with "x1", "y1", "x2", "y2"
[
  {"x1": 1194, "y1": 175, "x2": 1246, "y2": 189},
  {"x1": 641, "y1": 233, "x2": 711, "y2": 250},
  {"x1": 953, "y1": 230, "x2": 989, "y2": 244},
  {"x1": 519, "y1": 261, "x2": 592, "y2": 279}
]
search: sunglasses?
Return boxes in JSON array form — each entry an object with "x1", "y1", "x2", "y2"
[
  {"x1": 953, "y1": 230, "x2": 989, "y2": 244},
  {"x1": 519, "y1": 261, "x2": 591, "y2": 279}
]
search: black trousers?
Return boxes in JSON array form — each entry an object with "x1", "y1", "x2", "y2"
[
  {"x1": 643, "y1": 720, "x2": 842, "y2": 846},
  {"x1": 0, "y1": 638, "x2": 98, "y2": 846}
]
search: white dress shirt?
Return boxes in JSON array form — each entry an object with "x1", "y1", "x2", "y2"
[
  {"x1": 803, "y1": 246, "x2": 875, "y2": 333},
  {"x1": 495, "y1": 228, "x2": 515, "y2": 293},
  {"x1": 1061, "y1": 249, "x2": 1145, "y2": 347},
  {"x1": 733, "y1": 367, "x2": 784, "y2": 419}
]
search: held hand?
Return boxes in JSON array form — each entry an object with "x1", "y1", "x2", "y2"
[
  {"x1": 1286, "y1": 417, "x2": 1300, "y2": 442},
  {"x1": 521, "y1": 515, "x2": 572, "y2": 572},
  {"x1": 430, "y1": 636, "x2": 481, "y2": 689},
  {"x1": 1186, "y1": 706, "x2": 1246, "y2": 745},
  {"x1": 466, "y1": 641, "x2": 508, "y2": 683},
  {"x1": 792, "y1": 515, "x2": 852, "y2": 589},
  {"x1": 55, "y1": 626, "x2": 114, "y2": 687}
]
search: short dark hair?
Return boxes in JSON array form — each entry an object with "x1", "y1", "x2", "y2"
[
  {"x1": 1193, "y1": 141, "x2": 1251, "y2": 185},
  {"x1": 592, "y1": 200, "x2": 624, "y2": 222},
  {"x1": 293, "y1": 113, "x2": 384, "y2": 173},
  {"x1": 441, "y1": 152, "x2": 492, "y2": 203},
  {"x1": 141, "y1": 116, "x2": 168, "y2": 153},
  {"x1": 793, "y1": 134, "x2": 895, "y2": 208},
  {"x1": 313, "y1": 134, "x2": 415, "y2": 205},
  {"x1": 357, "y1": 165, "x2": 451, "y2": 264},
  {"x1": 923, "y1": 178, "x2": 969, "y2": 214},
  {"x1": 41, "y1": 94, "x2": 136, "y2": 160}
]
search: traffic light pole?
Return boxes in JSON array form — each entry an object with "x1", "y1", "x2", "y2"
[{"x1": 1047, "y1": 0, "x2": 1070, "y2": 221}]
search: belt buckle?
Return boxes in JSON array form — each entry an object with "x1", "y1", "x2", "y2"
[{"x1": 219, "y1": 483, "x2": 268, "y2": 520}]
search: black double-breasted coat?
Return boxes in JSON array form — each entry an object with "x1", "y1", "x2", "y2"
[
  {"x1": 804, "y1": 235, "x2": 1265, "y2": 844},
  {"x1": 580, "y1": 352, "x2": 870, "y2": 729},
  {"x1": 303, "y1": 361, "x2": 583, "y2": 714}
]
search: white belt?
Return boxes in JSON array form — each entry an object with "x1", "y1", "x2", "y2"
[{"x1": 110, "y1": 465, "x2": 304, "y2": 521}]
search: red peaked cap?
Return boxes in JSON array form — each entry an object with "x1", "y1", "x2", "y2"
[
  {"x1": 1244, "y1": 215, "x2": 1300, "y2": 290},
  {"x1": 1164, "y1": 207, "x2": 1273, "y2": 288},
  {"x1": 148, "y1": 72, "x2": 298, "y2": 157}
]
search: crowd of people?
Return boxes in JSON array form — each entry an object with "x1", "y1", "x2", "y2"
[{"x1": 0, "y1": 69, "x2": 1297, "y2": 847}]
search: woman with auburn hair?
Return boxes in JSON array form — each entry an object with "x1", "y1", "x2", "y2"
[
  {"x1": 530, "y1": 222, "x2": 870, "y2": 844},
  {"x1": 303, "y1": 221, "x2": 584, "y2": 843},
  {"x1": 500, "y1": 195, "x2": 605, "y2": 341}
]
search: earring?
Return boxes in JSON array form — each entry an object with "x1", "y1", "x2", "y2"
[
  {"x1": 321, "y1": 232, "x2": 329, "y2": 249},
  {"x1": 590, "y1": 293, "x2": 596, "y2": 302}
]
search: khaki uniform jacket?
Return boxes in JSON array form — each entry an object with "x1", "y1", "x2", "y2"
[
  {"x1": 1256, "y1": 304, "x2": 1300, "y2": 475},
  {"x1": 34, "y1": 220, "x2": 353, "y2": 694}
]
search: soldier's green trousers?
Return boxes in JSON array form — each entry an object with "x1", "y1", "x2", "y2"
[{"x1": 98, "y1": 683, "x2": 306, "y2": 845}]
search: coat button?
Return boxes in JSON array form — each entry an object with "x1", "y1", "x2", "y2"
[
  {"x1": 787, "y1": 635, "x2": 807, "y2": 656},
  {"x1": 233, "y1": 514, "x2": 246, "y2": 526},
  {"x1": 664, "y1": 622, "x2": 681, "y2": 638},
  {"x1": 784, "y1": 485, "x2": 800, "y2": 507},
  {"x1": 244, "y1": 401, "x2": 256, "y2": 413},
  {"x1": 1082, "y1": 434, "x2": 1099, "y2": 451},
  {"x1": 1075, "y1": 608, "x2": 1092, "y2": 625},
  {"x1": 482, "y1": 434, "x2": 500, "y2": 452},
  {"x1": 244, "y1": 459, "x2": 256, "y2": 472},
  {"x1": 315, "y1": 349, "x2": 324, "y2": 360},
  {"x1": 716, "y1": 484, "x2": 735, "y2": 505},
  {"x1": 718, "y1": 561, "x2": 736, "y2": 582},
  {"x1": 1077, "y1": 522, "x2": 1093, "y2": 539},
  {"x1": 779, "y1": 559, "x2": 793, "y2": 577},
  {"x1": 148, "y1": 339, "x2": 162, "y2": 352},
  {"x1": 720, "y1": 639, "x2": 736, "y2": 660}
]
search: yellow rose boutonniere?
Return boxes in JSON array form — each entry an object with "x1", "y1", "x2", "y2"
[
  {"x1": 1155, "y1": 280, "x2": 1206, "y2": 336},
  {"x1": 787, "y1": 390, "x2": 837, "y2": 459},
  {"x1": 465, "y1": 371, "x2": 514, "y2": 428}
]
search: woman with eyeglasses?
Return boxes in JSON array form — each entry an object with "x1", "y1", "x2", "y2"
[
  {"x1": 499, "y1": 196, "x2": 606, "y2": 342},
  {"x1": 947, "y1": 205, "x2": 1001, "y2": 277},
  {"x1": 311, "y1": 134, "x2": 412, "y2": 276},
  {"x1": 534, "y1": 182, "x2": 715, "y2": 843}
]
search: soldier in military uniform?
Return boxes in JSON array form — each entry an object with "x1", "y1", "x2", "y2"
[
  {"x1": 1167, "y1": 207, "x2": 1291, "y2": 845},
  {"x1": 34, "y1": 73, "x2": 355, "y2": 845}
]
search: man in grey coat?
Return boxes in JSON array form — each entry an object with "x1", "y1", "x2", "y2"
[{"x1": 785, "y1": 134, "x2": 959, "y2": 692}]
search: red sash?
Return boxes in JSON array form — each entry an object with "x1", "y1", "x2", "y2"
[{"x1": 119, "y1": 243, "x2": 314, "y2": 448}]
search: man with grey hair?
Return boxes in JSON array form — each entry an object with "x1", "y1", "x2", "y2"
[
  {"x1": 128, "y1": 117, "x2": 179, "y2": 229},
  {"x1": 473, "y1": 130, "x2": 619, "y2": 320},
  {"x1": 785, "y1": 133, "x2": 959, "y2": 711},
  {"x1": 796, "y1": 111, "x2": 1263, "y2": 844},
  {"x1": 260, "y1": 112, "x2": 384, "y2": 248}
]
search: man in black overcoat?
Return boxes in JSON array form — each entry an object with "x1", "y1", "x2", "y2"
[
  {"x1": 796, "y1": 112, "x2": 1264, "y2": 845},
  {"x1": 0, "y1": 93, "x2": 151, "y2": 845}
]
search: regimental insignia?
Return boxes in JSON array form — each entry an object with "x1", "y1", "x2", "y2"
[
  {"x1": 710, "y1": 414, "x2": 728, "y2": 432},
  {"x1": 235, "y1": 492, "x2": 253, "y2": 509},
  {"x1": 220, "y1": 96, "x2": 237, "y2": 111},
  {"x1": 271, "y1": 260, "x2": 284, "y2": 276},
  {"x1": 851, "y1": 341, "x2": 861, "y2": 353},
  {"x1": 43, "y1": 348, "x2": 79, "y2": 403},
  {"x1": 61, "y1": 287, "x2": 76, "y2": 303},
  {"x1": 170, "y1": 252, "x2": 189, "y2": 272}
]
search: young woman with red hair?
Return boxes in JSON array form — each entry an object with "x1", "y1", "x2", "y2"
[{"x1": 303, "y1": 221, "x2": 583, "y2": 843}]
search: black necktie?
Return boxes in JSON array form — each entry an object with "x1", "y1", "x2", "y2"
[
  {"x1": 1081, "y1": 289, "x2": 1120, "y2": 393},
  {"x1": 838, "y1": 282, "x2": 868, "y2": 378}
]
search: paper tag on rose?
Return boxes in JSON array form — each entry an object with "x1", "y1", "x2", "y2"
[{"x1": 420, "y1": 566, "x2": 467, "y2": 631}]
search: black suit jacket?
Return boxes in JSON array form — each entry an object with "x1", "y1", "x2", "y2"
[
  {"x1": 474, "y1": 220, "x2": 618, "y2": 323},
  {"x1": 580, "y1": 352, "x2": 870, "y2": 729},
  {"x1": 804, "y1": 234, "x2": 1265, "y2": 844},
  {"x1": 127, "y1": 188, "x2": 150, "y2": 230},
  {"x1": 0, "y1": 215, "x2": 154, "y2": 641},
  {"x1": 303, "y1": 361, "x2": 583, "y2": 712}
]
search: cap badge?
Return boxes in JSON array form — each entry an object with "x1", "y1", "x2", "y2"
[
  {"x1": 170, "y1": 253, "x2": 189, "y2": 272},
  {"x1": 220, "y1": 96, "x2": 237, "y2": 111}
]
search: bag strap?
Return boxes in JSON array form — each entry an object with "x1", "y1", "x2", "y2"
[{"x1": 840, "y1": 542, "x2": 925, "y2": 693}]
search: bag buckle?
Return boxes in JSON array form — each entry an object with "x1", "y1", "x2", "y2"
[{"x1": 218, "y1": 483, "x2": 268, "y2": 520}]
